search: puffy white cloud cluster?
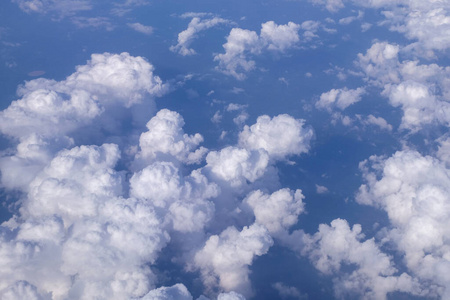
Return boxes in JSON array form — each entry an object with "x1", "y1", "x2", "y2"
[
  {"x1": 310, "y1": 0, "x2": 450, "y2": 53},
  {"x1": 0, "y1": 52, "x2": 167, "y2": 190},
  {"x1": 0, "y1": 52, "x2": 316, "y2": 299},
  {"x1": 357, "y1": 150, "x2": 450, "y2": 298},
  {"x1": 136, "y1": 109, "x2": 208, "y2": 165},
  {"x1": 238, "y1": 114, "x2": 313, "y2": 160},
  {"x1": 214, "y1": 21, "x2": 301, "y2": 79},
  {"x1": 194, "y1": 224, "x2": 273, "y2": 297},
  {"x1": 357, "y1": 41, "x2": 450, "y2": 131},
  {"x1": 0, "y1": 144, "x2": 170, "y2": 300},
  {"x1": 243, "y1": 189, "x2": 305, "y2": 234},
  {"x1": 171, "y1": 16, "x2": 229, "y2": 56},
  {"x1": 315, "y1": 87, "x2": 365, "y2": 112},
  {"x1": 299, "y1": 218, "x2": 422, "y2": 299},
  {"x1": 206, "y1": 114, "x2": 313, "y2": 187}
]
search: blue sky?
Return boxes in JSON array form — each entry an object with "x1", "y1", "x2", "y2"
[{"x1": 1, "y1": 0, "x2": 450, "y2": 299}]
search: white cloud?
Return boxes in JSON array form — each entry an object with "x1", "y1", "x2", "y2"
[
  {"x1": 12, "y1": 0, "x2": 91, "y2": 16},
  {"x1": 193, "y1": 223, "x2": 273, "y2": 297},
  {"x1": 315, "y1": 184, "x2": 329, "y2": 194},
  {"x1": 356, "y1": 42, "x2": 450, "y2": 131},
  {"x1": 0, "y1": 144, "x2": 170, "y2": 300},
  {"x1": 171, "y1": 16, "x2": 229, "y2": 56},
  {"x1": 357, "y1": 150, "x2": 450, "y2": 298},
  {"x1": 128, "y1": 22, "x2": 153, "y2": 35},
  {"x1": 243, "y1": 188, "x2": 305, "y2": 234},
  {"x1": 0, "y1": 52, "x2": 167, "y2": 190},
  {"x1": 260, "y1": 21, "x2": 301, "y2": 51},
  {"x1": 272, "y1": 282, "x2": 306, "y2": 299},
  {"x1": 316, "y1": 87, "x2": 365, "y2": 112},
  {"x1": 362, "y1": 115, "x2": 393, "y2": 131},
  {"x1": 206, "y1": 146, "x2": 269, "y2": 187},
  {"x1": 217, "y1": 291, "x2": 246, "y2": 300},
  {"x1": 136, "y1": 109, "x2": 208, "y2": 165},
  {"x1": 71, "y1": 17, "x2": 115, "y2": 31},
  {"x1": 299, "y1": 218, "x2": 422, "y2": 299},
  {"x1": 238, "y1": 114, "x2": 313, "y2": 160},
  {"x1": 137, "y1": 284, "x2": 193, "y2": 300},
  {"x1": 214, "y1": 21, "x2": 301, "y2": 79},
  {"x1": 309, "y1": 0, "x2": 345, "y2": 12}
]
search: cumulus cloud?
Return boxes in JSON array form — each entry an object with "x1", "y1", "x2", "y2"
[
  {"x1": 243, "y1": 188, "x2": 305, "y2": 234},
  {"x1": 214, "y1": 21, "x2": 301, "y2": 79},
  {"x1": 356, "y1": 41, "x2": 450, "y2": 131},
  {"x1": 357, "y1": 150, "x2": 450, "y2": 298},
  {"x1": 193, "y1": 223, "x2": 273, "y2": 297},
  {"x1": 316, "y1": 87, "x2": 365, "y2": 112},
  {"x1": 298, "y1": 218, "x2": 422, "y2": 299},
  {"x1": 238, "y1": 114, "x2": 313, "y2": 160},
  {"x1": 0, "y1": 144, "x2": 170, "y2": 300},
  {"x1": 0, "y1": 52, "x2": 167, "y2": 190},
  {"x1": 135, "y1": 109, "x2": 208, "y2": 165},
  {"x1": 171, "y1": 16, "x2": 229, "y2": 56},
  {"x1": 137, "y1": 284, "x2": 193, "y2": 300},
  {"x1": 128, "y1": 22, "x2": 153, "y2": 35}
]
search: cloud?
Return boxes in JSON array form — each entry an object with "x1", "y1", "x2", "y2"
[
  {"x1": 316, "y1": 87, "x2": 365, "y2": 112},
  {"x1": 356, "y1": 41, "x2": 450, "y2": 131},
  {"x1": 315, "y1": 184, "x2": 329, "y2": 194},
  {"x1": 238, "y1": 114, "x2": 313, "y2": 160},
  {"x1": 243, "y1": 188, "x2": 305, "y2": 234},
  {"x1": 135, "y1": 109, "x2": 208, "y2": 165},
  {"x1": 71, "y1": 17, "x2": 115, "y2": 31},
  {"x1": 362, "y1": 115, "x2": 393, "y2": 131},
  {"x1": 171, "y1": 16, "x2": 229, "y2": 56},
  {"x1": 0, "y1": 144, "x2": 170, "y2": 300},
  {"x1": 214, "y1": 21, "x2": 301, "y2": 79},
  {"x1": 0, "y1": 52, "x2": 167, "y2": 190},
  {"x1": 357, "y1": 150, "x2": 450, "y2": 298},
  {"x1": 205, "y1": 146, "x2": 270, "y2": 187},
  {"x1": 137, "y1": 284, "x2": 193, "y2": 300},
  {"x1": 128, "y1": 23, "x2": 153, "y2": 35},
  {"x1": 193, "y1": 223, "x2": 273, "y2": 297},
  {"x1": 298, "y1": 218, "x2": 422, "y2": 299},
  {"x1": 272, "y1": 282, "x2": 307, "y2": 299},
  {"x1": 12, "y1": 0, "x2": 91, "y2": 17}
]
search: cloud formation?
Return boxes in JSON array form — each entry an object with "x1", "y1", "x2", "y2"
[
  {"x1": 171, "y1": 16, "x2": 229, "y2": 56},
  {"x1": 214, "y1": 21, "x2": 301, "y2": 79}
]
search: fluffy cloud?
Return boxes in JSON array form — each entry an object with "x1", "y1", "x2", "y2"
[
  {"x1": 386, "y1": 80, "x2": 450, "y2": 131},
  {"x1": 137, "y1": 284, "x2": 193, "y2": 300},
  {"x1": 362, "y1": 115, "x2": 393, "y2": 131},
  {"x1": 0, "y1": 144, "x2": 169, "y2": 300},
  {"x1": 357, "y1": 42, "x2": 450, "y2": 131},
  {"x1": 205, "y1": 146, "x2": 269, "y2": 187},
  {"x1": 128, "y1": 22, "x2": 153, "y2": 35},
  {"x1": 238, "y1": 114, "x2": 313, "y2": 160},
  {"x1": 0, "y1": 52, "x2": 167, "y2": 190},
  {"x1": 357, "y1": 150, "x2": 450, "y2": 298},
  {"x1": 171, "y1": 16, "x2": 229, "y2": 56},
  {"x1": 136, "y1": 109, "x2": 208, "y2": 165},
  {"x1": 316, "y1": 87, "x2": 365, "y2": 112},
  {"x1": 243, "y1": 188, "x2": 305, "y2": 234},
  {"x1": 214, "y1": 21, "x2": 301, "y2": 79},
  {"x1": 193, "y1": 223, "x2": 273, "y2": 297},
  {"x1": 130, "y1": 161, "x2": 218, "y2": 232},
  {"x1": 299, "y1": 218, "x2": 421, "y2": 299}
]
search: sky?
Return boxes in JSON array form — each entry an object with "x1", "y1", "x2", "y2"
[{"x1": 0, "y1": 0, "x2": 450, "y2": 299}]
